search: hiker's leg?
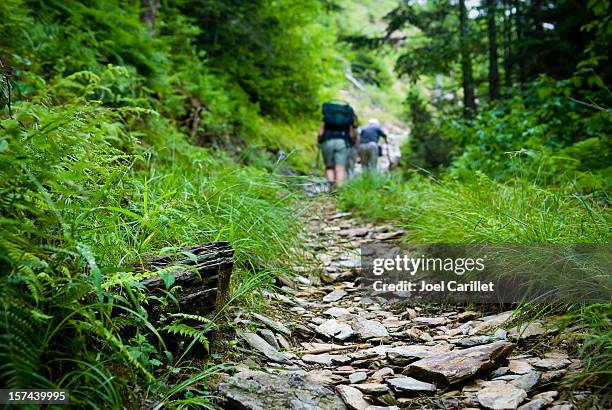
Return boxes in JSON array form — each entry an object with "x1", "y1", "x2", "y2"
[
  {"x1": 370, "y1": 143, "x2": 379, "y2": 171},
  {"x1": 346, "y1": 146, "x2": 357, "y2": 177},
  {"x1": 335, "y1": 165, "x2": 346, "y2": 186},
  {"x1": 333, "y1": 139, "x2": 349, "y2": 186},
  {"x1": 358, "y1": 145, "x2": 369, "y2": 171},
  {"x1": 320, "y1": 140, "x2": 336, "y2": 182},
  {"x1": 367, "y1": 142, "x2": 378, "y2": 172}
]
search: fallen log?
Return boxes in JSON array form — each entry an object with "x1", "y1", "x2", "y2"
[{"x1": 139, "y1": 242, "x2": 234, "y2": 321}]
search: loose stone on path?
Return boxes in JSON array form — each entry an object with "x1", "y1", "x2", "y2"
[
  {"x1": 352, "y1": 317, "x2": 389, "y2": 339},
  {"x1": 238, "y1": 331, "x2": 292, "y2": 364},
  {"x1": 387, "y1": 377, "x2": 436, "y2": 394},
  {"x1": 217, "y1": 370, "x2": 346, "y2": 410},
  {"x1": 476, "y1": 382, "x2": 528, "y2": 409},
  {"x1": 315, "y1": 319, "x2": 355, "y2": 340},
  {"x1": 404, "y1": 341, "x2": 514, "y2": 385},
  {"x1": 251, "y1": 312, "x2": 291, "y2": 336},
  {"x1": 323, "y1": 289, "x2": 348, "y2": 302},
  {"x1": 336, "y1": 385, "x2": 370, "y2": 410}
]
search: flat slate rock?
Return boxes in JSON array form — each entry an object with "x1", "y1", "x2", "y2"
[
  {"x1": 508, "y1": 360, "x2": 533, "y2": 375},
  {"x1": 517, "y1": 399, "x2": 548, "y2": 410},
  {"x1": 413, "y1": 317, "x2": 448, "y2": 326},
  {"x1": 404, "y1": 341, "x2": 514, "y2": 386},
  {"x1": 252, "y1": 312, "x2": 291, "y2": 336},
  {"x1": 476, "y1": 382, "x2": 527, "y2": 409},
  {"x1": 217, "y1": 370, "x2": 346, "y2": 410},
  {"x1": 387, "y1": 377, "x2": 436, "y2": 393},
  {"x1": 258, "y1": 328, "x2": 280, "y2": 350},
  {"x1": 386, "y1": 345, "x2": 447, "y2": 365},
  {"x1": 352, "y1": 318, "x2": 389, "y2": 339},
  {"x1": 315, "y1": 319, "x2": 354, "y2": 340},
  {"x1": 533, "y1": 358, "x2": 571, "y2": 370},
  {"x1": 511, "y1": 371, "x2": 541, "y2": 392},
  {"x1": 238, "y1": 331, "x2": 291, "y2": 364},
  {"x1": 306, "y1": 369, "x2": 347, "y2": 386},
  {"x1": 349, "y1": 371, "x2": 368, "y2": 384},
  {"x1": 324, "y1": 307, "x2": 352, "y2": 317},
  {"x1": 336, "y1": 385, "x2": 370, "y2": 410},
  {"x1": 323, "y1": 289, "x2": 348, "y2": 303},
  {"x1": 453, "y1": 336, "x2": 494, "y2": 348},
  {"x1": 302, "y1": 354, "x2": 334, "y2": 366},
  {"x1": 354, "y1": 383, "x2": 389, "y2": 394}
]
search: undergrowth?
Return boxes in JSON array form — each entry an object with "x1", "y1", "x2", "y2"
[{"x1": 0, "y1": 69, "x2": 301, "y2": 408}]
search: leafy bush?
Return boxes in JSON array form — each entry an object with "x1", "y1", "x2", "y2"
[{"x1": 439, "y1": 77, "x2": 611, "y2": 195}]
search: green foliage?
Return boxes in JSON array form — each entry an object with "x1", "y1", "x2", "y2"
[
  {"x1": 179, "y1": 0, "x2": 337, "y2": 119},
  {"x1": 0, "y1": 0, "x2": 324, "y2": 404},
  {"x1": 0, "y1": 80, "x2": 301, "y2": 404},
  {"x1": 402, "y1": 89, "x2": 453, "y2": 171},
  {"x1": 162, "y1": 313, "x2": 214, "y2": 352},
  {"x1": 351, "y1": 52, "x2": 393, "y2": 87},
  {"x1": 441, "y1": 76, "x2": 611, "y2": 197}
]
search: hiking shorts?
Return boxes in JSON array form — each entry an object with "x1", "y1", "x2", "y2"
[
  {"x1": 358, "y1": 141, "x2": 379, "y2": 172},
  {"x1": 320, "y1": 138, "x2": 349, "y2": 168}
]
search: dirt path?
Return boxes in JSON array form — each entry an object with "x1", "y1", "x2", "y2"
[{"x1": 215, "y1": 199, "x2": 586, "y2": 409}]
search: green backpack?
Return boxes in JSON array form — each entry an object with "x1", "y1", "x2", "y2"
[{"x1": 322, "y1": 102, "x2": 355, "y2": 128}]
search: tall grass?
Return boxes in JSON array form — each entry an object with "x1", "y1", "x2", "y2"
[
  {"x1": 338, "y1": 171, "x2": 611, "y2": 393},
  {"x1": 0, "y1": 92, "x2": 301, "y2": 406}
]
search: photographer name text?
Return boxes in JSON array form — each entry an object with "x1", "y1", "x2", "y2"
[{"x1": 372, "y1": 280, "x2": 495, "y2": 293}]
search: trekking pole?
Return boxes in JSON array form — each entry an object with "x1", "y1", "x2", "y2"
[{"x1": 385, "y1": 139, "x2": 393, "y2": 171}]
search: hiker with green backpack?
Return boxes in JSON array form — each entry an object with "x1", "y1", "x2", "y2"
[{"x1": 317, "y1": 102, "x2": 358, "y2": 187}]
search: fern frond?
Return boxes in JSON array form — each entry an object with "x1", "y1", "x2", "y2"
[{"x1": 162, "y1": 323, "x2": 209, "y2": 351}]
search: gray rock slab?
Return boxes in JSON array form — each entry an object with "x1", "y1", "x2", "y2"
[
  {"x1": 217, "y1": 370, "x2": 346, "y2": 410},
  {"x1": 413, "y1": 317, "x2": 448, "y2": 326},
  {"x1": 258, "y1": 328, "x2": 280, "y2": 350},
  {"x1": 324, "y1": 307, "x2": 352, "y2": 317},
  {"x1": 336, "y1": 385, "x2": 370, "y2": 410},
  {"x1": 476, "y1": 383, "x2": 527, "y2": 409},
  {"x1": 517, "y1": 399, "x2": 547, "y2": 410},
  {"x1": 349, "y1": 371, "x2": 368, "y2": 384},
  {"x1": 387, "y1": 377, "x2": 436, "y2": 393},
  {"x1": 352, "y1": 318, "x2": 389, "y2": 339},
  {"x1": 315, "y1": 319, "x2": 354, "y2": 340},
  {"x1": 323, "y1": 289, "x2": 348, "y2": 302},
  {"x1": 354, "y1": 383, "x2": 389, "y2": 394},
  {"x1": 403, "y1": 341, "x2": 514, "y2": 385},
  {"x1": 533, "y1": 357, "x2": 571, "y2": 370},
  {"x1": 511, "y1": 371, "x2": 541, "y2": 391},
  {"x1": 252, "y1": 312, "x2": 291, "y2": 336},
  {"x1": 238, "y1": 331, "x2": 291, "y2": 364},
  {"x1": 386, "y1": 345, "x2": 447, "y2": 365}
]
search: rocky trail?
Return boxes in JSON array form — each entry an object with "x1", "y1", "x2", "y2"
[{"x1": 214, "y1": 200, "x2": 589, "y2": 409}]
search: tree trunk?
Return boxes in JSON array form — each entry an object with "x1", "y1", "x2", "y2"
[
  {"x1": 487, "y1": 0, "x2": 500, "y2": 100},
  {"x1": 140, "y1": 0, "x2": 160, "y2": 36},
  {"x1": 459, "y1": 0, "x2": 476, "y2": 118},
  {"x1": 503, "y1": 0, "x2": 513, "y2": 91},
  {"x1": 434, "y1": 74, "x2": 443, "y2": 109},
  {"x1": 514, "y1": 0, "x2": 526, "y2": 87}
]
